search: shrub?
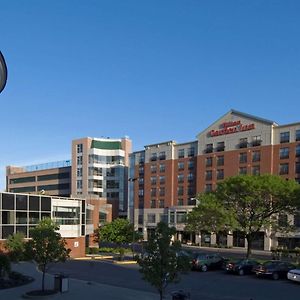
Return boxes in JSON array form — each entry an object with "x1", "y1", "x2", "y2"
[{"x1": 0, "y1": 254, "x2": 11, "y2": 278}]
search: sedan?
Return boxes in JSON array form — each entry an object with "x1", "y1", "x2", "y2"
[
  {"x1": 225, "y1": 259, "x2": 259, "y2": 276},
  {"x1": 287, "y1": 269, "x2": 300, "y2": 283},
  {"x1": 253, "y1": 260, "x2": 296, "y2": 280},
  {"x1": 192, "y1": 253, "x2": 226, "y2": 272}
]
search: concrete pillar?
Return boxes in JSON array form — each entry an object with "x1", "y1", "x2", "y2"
[
  {"x1": 210, "y1": 233, "x2": 216, "y2": 245},
  {"x1": 227, "y1": 234, "x2": 233, "y2": 248},
  {"x1": 195, "y1": 233, "x2": 201, "y2": 246}
]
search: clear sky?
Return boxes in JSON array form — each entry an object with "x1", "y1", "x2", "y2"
[{"x1": 1, "y1": 0, "x2": 300, "y2": 189}]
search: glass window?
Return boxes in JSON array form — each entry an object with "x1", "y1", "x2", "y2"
[
  {"x1": 16, "y1": 195, "x2": 27, "y2": 210},
  {"x1": 239, "y1": 167, "x2": 247, "y2": 175},
  {"x1": 252, "y1": 166, "x2": 260, "y2": 175},
  {"x1": 150, "y1": 199, "x2": 156, "y2": 208},
  {"x1": 217, "y1": 156, "x2": 224, "y2": 166},
  {"x1": 151, "y1": 188, "x2": 156, "y2": 197},
  {"x1": 139, "y1": 166, "x2": 144, "y2": 174},
  {"x1": 280, "y1": 132, "x2": 290, "y2": 143},
  {"x1": 159, "y1": 151, "x2": 166, "y2": 160},
  {"x1": 158, "y1": 200, "x2": 164, "y2": 208},
  {"x1": 138, "y1": 215, "x2": 143, "y2": 225},
  {"x1": 188, "y1": 186, "x2": 194, "y2": 196},
  {"x1": 29, "y1": 212, "x2": 40, "y2": 224},
  {"x1": 205, "y1": 184, "x2": 212, "y2": 192},
  {"x1": 206, "y1": 170, "x2": 212, "y2": 180},
  {"x1": 77, "y1": 168, "x2": 83, "y2": 177},
  {"x1": 53, "y1": 206, "x2": 80, "y2": 225},
  {"x1": 41, "y1": 197, "x2": 51, "y2": 211},
  {"x1": 159, "y1": 187, "x2": 165, "y2": 196},
  {"x1": 296, "y1": 162, "x2": 300, "y2": 174},
  {"x1": 178, "y1": 162, "x2": 184, "y2": 170},
  {"x1": 159, "y1": 164, "x2": 165, "y2": 172},
  {"x1": 170, "y1": 212, "x2": 175, "y2": 224},
  {"x1": 296, "y1": 145, "x2": 300, "y2": 157},
  {"x1": 10, "y1": 176, "x2": 35, "y2": 184},
  {"x1": 2, "y1": 226, "x2": 14, "y2": 239},
  {"x1": 138, "y1": 178, "x2": 144, "y2": 185},
  {"x1": 2, "y1": 193, "x2": 15, "y2": 210},
  {"x1": 178, "y1": 149, "x2": 184, "y2": 158},
  {"x1": 177, "y1": 212, "x2": 187, "y2": 224},
  {"x1": 16, "y1": 212, "x2": 27, "y2": 224},
  {"x1": 150, "y1": 153, "x2": 157, "y2": 161},
  {"x1": 217, "y1": 169, "x2": 224, "y2": 180},
  {"x1": 252, "y1": 151, "x2": 261, "y2": 162},
  {"x1": 205, "y1": 144, "x2": 213, "y2": 153},
  {"x1": 2, "y1": 211, "x2": 15, "y2": 224},
  {"x1": 177, "y1": 186, "x2": 184, "y2": 196},
  {"x1": 29, "y1": 196, "x2": 40, "y2": 211},
  {"x1": 151, "y1": 165, "x2": 157, "y2": 173},
  {"x1": 296, "y1": 130, "x2": 300, "y2": 142},
  {"x1": 77, "y1": 144, "x2": 83, "y2": 153},
  {"x1": 279, "y1": 163, "x2": 289, "y2": 175},
  {"x1": 147, "y1": 214, "x2": 156, "y2": 223},
  {"x1": 188, "y1": 173, "x2": 194, "y2": 182},
  {"x1": 77, "y1": 156, "x2": 83, "y2": 165},
  {"x1": 150, "y1": 176, "x2": 157, "y2": 185},
  {"x1": 239, "y1": 152, "x2": 247, "y2": 163},
  {"x1": 280, "y1": 147, "x2": 289, "y2": 159},
  {"x1": 252, "y1": 135, "x2": 262, "y2": 147},
  {"x1": 159, "y1": 176, "x2": 165, "y2": 184},
  {"x1": 160, "y1": 214, "x2": 168, "y2": 223},
  {"x1": 178, "y1": 174, "x2": 184, "y2": 183},
  {"x1": 294, "y1": 213, "x2": 300, "y2": 227},
  {"x1": 177, "y1": 199, "x2": 184, "y2": 206},
  {"x1": 216, "y1": 142, "x2": 225, "y2": 152},
  {"x1": 206, "y1": 157, "x2": 213, "y2": 167},
  {"x1": 138, "y1": 189, "x2": 144, "y2": 196},
  {"x1": 188, "y1": 160, "x2": 195, "y2": 170},
  {"x1": 188, "y1": 147, "x2": 195, "y2": 157},
  {"x1": 239, "y1": 138, "x2": 248, "y2": 148}
]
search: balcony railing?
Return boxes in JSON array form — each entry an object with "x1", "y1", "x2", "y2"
[
  {"x1": 239, "y1": 142, "x2": 248, "y2": 149},
  {"x1": 252, "y1": 140, "x2": 262, "y2": 147}
]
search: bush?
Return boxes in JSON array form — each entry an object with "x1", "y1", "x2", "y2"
[
  {"x1": 88, "y1": 247, "x2": 100, "y2": 255},
  {"x1": 0, "y1": 254, "x2": 11, "y2": 278}
]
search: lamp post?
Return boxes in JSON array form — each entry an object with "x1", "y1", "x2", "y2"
[{"x1": 0, "y1": 51, "x2": 8, "y2": 94}]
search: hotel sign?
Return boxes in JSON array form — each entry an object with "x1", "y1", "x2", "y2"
[{"x1": 209, "y1": 120, "x2": 255, "y2": 137}]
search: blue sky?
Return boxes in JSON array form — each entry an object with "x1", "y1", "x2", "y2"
[{"x1": 1, "y1": 0, "x2": 300, "y2": 189}]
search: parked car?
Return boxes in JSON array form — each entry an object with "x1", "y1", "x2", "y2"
[
  {"x1": 287, "y1": 269, "x2": 300, "y2": 283},
  {"x1": 191, "y1": 253, "x2": 226, "y2": 272},
  {"x1": 225, "y1": 259, "x2": 259, "y2": 276},
  {"x1": 253, "y1": 260, "x2": 296, "y2": 280}
]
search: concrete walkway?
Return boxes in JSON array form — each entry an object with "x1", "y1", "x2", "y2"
[{"x1": 0, "y1": 262, "x2": 160, "y2": 300}]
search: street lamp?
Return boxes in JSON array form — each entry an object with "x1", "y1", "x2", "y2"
[{"x1": 0, "y1": 51, "x2": 8, "y2": 94}]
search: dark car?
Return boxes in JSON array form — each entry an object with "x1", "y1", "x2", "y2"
[
  {"x1": 225, "y1": 259, "x2": 259, "y2": 276},
  {"x1": 253, "y1": 260, "x2": 296, "y2": 280},
  {"x1": 192, "y1": 253, "x2": 226, "y2": 272}
]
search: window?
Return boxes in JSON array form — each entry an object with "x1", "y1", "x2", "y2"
[
  {"x1": 77, "y1": 180, "x2": 82, "y2": 189},
  {"x1": 217, "y1": 156, "x2": 224, "y2": 166},
  {"x1": 139, "y1": 166, "x2": 144, "y2": 175},
  {"x1": 158, "y1": 200, "x2": 165, "y2": 208},
  {"x1": 280, "y1": 132, "x2": 290, "y2": 143},
  {"x1": 239, "y1": 152, "x2": 247, "y2": 163},
  {"x1": 294, "y1": 213, "x2": 300, "y2": 228},
  {"x1": 159, "y1": 187, "x2": 165, "y2": 197},
  {"x1": 216, "y1": 142, "x2": 225, "y2": 152},
  {"x1": 239, "y1": 167, "x2": 247, "y2": 175},
  {"x1": 159, "y1": 164, "x2": 165, "y2": 172},
  {"x1": 205, "y1": 170, "x2": 212, "y2": 181},
  {"x1": 159, "y1": 176, "x2": 165, "y2": 184},
  {"x1": 188, "y1": 160, "x2": 195, "y2": 170},
  {"x1": 77, "y1": 168, "x2": 82, "y2": 177},
  {"x1": 150, "y1": 200, "x2": 156, "y2": 208},
  {"x1": 53, "y1": 206, "x2": 80, "y2": 225},
  {"x1": 188, "y1": 147, "x2": 195, "y2": 157},
  {"x1": 77, "y1": 156, "x2": 83, "y2": 165},
  {"x1": 138, "y1": 178, "x2": 144, "y2": 185},
  {"x1": 252, "y1": 135, "x2": 262, "y2": 147},
  {"x1": 77, "y1": 144, "x2": 83, "y2": 153},
  {"x1": 159, "y1": 151, "x2": 166, "y2": 160},
  {"x1": 150, "y1": 176, "x2": 157, "y2": 185},
  {"x1": 177, "y1": 212, "x2": 187, "y2": 224},
  {"x1": 206, "y1": 157, "x2": 213, "y2": 167},
  {"x1": 279, "y1": 163, "x2": 289, "y2": 175},
  {"x1": 296, "y1": 130, "x2": 300, "y2": 142},
  {"x1": 151, "y1": 165, "x2": 157, "y2": 173},
  {"x1": 252, "y1": 151, "x2": 261, "y2": 162},
  {"x1": 170, "y1": 212, "x2": 175, "y2": 224},
  {"x1": 217, "y1": 169, "x2": 224, "y2": 180},
  {"x1": 151, "y1": 188, "x2": 156, "y2": 197},
  {"x1": 296, "y1": 162, "x2": 300, "y2": 174},
  {"x1": 177, "y1": 199, "x2": 184, "y2": 206},
  {"x1": 280, "y1": 147, "x2": 289, "y2": 159},
  {"x1": 188, "y1": 186, "x2": 194, "y2": 196},
  {"x1": 205, "y1": 143, "x2": 213, "y2": 153},
  {"x1": 178, "y1": 149, "x2": 184, "y2": 158},
  {"x1": 16, "y1": 195, "x2": 28, "y2": 210},
  {"x1": 138, "y1": 215, "x2": 144, "y2": 225},
  {"x1": 239, "y1": 138, "x2": 248, "y2": 148},
  {"x1": 150, "y1": 153, "x2": 157, "y2": 161},
  {"x1": 188, "y1": 173, "x2": 194, "y2": 182},
  {"x1": 160, "y1": 214, "x2": 168, "y2": 223},
  {"x1": 178, "y1": 162, "x2": 184, "y2": 170},
  {"x1": 138, "y1": 189, "x2": 144, "y2": 196},
  {"x1": 178, "y1": 174, "x2": 184, "y2": 183},
  {"x1": 177, "y1": 186, "x2": 184, "y2": 196},
  {"x1": 10, "y1": 176, "x2": 35, "y2": 184},
  {"x1": 205, "y1": 184, "x2": 212, "y2": 192},
  {"x1": 147, "y1": 214, "x2": 156, "y2": 223},
  {"x1": 296, "y1": 145, "x2": 300, "y2": 157},
  {"x1": 252, "y1": 166, "x2": 260, "y2": 175}
]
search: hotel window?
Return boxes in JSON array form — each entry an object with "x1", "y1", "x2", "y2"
[
  {"x1": 139, "y1": 166, "x2": 144, "y2": 175},
  {"x1": 252, "y1": 151, "x2": 261, "y2": 162},
  {"x1": 178, "y1": 149, "x2": 185, "y2": 158},
  {"x1": 159, "y1": 151, "x2": 166, "y2": 160},
  {"x1": 279, "y1": 163, "x2": 289, "y2": 175},
  {"x1": 206, "y1": 157, "x2": 213, "y2": 167},
  {"x1": 239, "y1": 167, "x2": 247, "y2": 175},
  {"x1": 159, "y1": 176, "x2": 165, "y2": 184},
  {"x1": 279, "y1": 147, "x2": 289, "y2": 159},
  {"x1": 150, "y1": 200, "x2": 156, "y2": 208},
  {"x1": 138, "y1": 178, "x2": 144, "y2": 185},
  {"x1": 296, "y1": 145, "x2": 300, "y2": 157},
  {"x1": 177, "y1": 186, "x2": 184, "y2": 196},
  {"x1": 188, "y1": 147, "x2": 195, "y2": 157},
  {"x1": 150, "y1": 176, "x2": 157, "y2": 185},
  {"x1": 159, "y1": 187, "x2": 165, "y2": 197},
  {"x1": 77, "y1": 180, "x2": 82, "y2": 189},
  {"x1": 239, "y1": 152, "x2": 247, "y2": 163},
  {"x1": 77, "y1": 168, "x2": 82, "y2": 177},
  {"x1": 77, "y1": 144, "x2": 83, "y2": 154},
  {"x1": 205, "y1": 184, "x2": 212, "y2": 192},
  {"x1": 217, "y1": 156, "x2": 224, "y2": 166},
  {"x1": 177, "y1": 199, "x2": 184, "y2": 206},
  {"x1": 177, "y1": 212, "x2": 187, "y2": 224},
  {"x1": 188, "y1": 160, "x2": 195, "y2": 170},
  {"x1": 150, "y1": 188, "x2": 157, "y2": 197},
  {"x1": 178, "y1": 162, "x2": 184, "y2": 170},
  {"x1": 252, "y1": 135, "x2": 262, "y2": 147},
  {"x1": 159, "y1": 164, "x2": 165, "y2": 172},
  {"x1": 217, "y1": 169, "x2": 224, "y2": 180},
  {"x1": 138, "y1": 189, "x2": 144, "y2": 196},
  {"x1": 280, "y1": 132, "x2": 290, "y2": 143},
  {"x1": 188, "y1": 173, "x2": 194, "y2": 182},
  {"x1": 252, "y1": 166, "x2": 260, "y2": 175},
  {"x1": 296, "y1": 130, "x2": 300, "y2": 142},
  {"x1": 188, "y1": 186, "x2": 195, "y2": 196},
  {"x1": 147, "y1": 214, "x2": 156, "y2": 223},
  {"x1": 239, "y1": 138, "x2": 248, "y2": 148},
  {"x1": 205, "y1": 143, "x2": 213, "y2": 153},
  {"x1": 178, "y1": 174, "x2": 184, "y2": 183},
  {"x1": 216, "y1": 141, "x2": 225, "y2": 152},
  {"x1": 151, "y1": 165, "x2": 157, "y2": 173},
  {"x1": 150, "y1": 153, "x2": 157, "y2": 161},
  {"x1": 206, "y1": 170, "x2": 212, "y2": 181},
  {"x1": 77, "y1": 156, "x2": 83, "y2": 165},
  {"x1": 158, "y1": 200, "x2": 165, "y2": 208},
  {"x1": 160, "y1": 213, "x2": 168, "y2": 223},
  {"x1": 170, "y1": 212, "x2": 175, "y2": 224},
  {"x1": 295, "y1": 162, "x2": 300, "y2": 174}
]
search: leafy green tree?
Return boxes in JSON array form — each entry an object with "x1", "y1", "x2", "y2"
[
  {"x1": 187, "y1": 175, "x2": 300, "y2": 258},
  {"x1": 137, "y1": 222, "x2": 190, "y2": 300},
  {"x1": 5, "y1": 232, "x2": 26, "y2": 262},
  {"x1": 25, "y1": 218, "x2": 70, "y2": 291}
]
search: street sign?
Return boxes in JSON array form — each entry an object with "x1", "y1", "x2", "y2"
[{"x1": 0, "y1": 51, "x2": 8, "y2": 93}]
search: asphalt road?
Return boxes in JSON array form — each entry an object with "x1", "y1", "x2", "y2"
[{"x1": 47, "y1": 260, "x2": 300, "y2": 300}]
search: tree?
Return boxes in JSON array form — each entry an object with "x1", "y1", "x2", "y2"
[
  {"x1": 137, "y1": 222, "x2": 190, "y2": 300},
  {"x1": 25, "y1": 218, "x2": 70, "y2": 292},
  {"x1": 5, "y1": 232, "x2": 26, "y2": 262},
  {"x1": 187, "y1": 175, "x2": 300, "y2": 258}
]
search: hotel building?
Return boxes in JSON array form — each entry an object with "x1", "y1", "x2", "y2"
[{"x1": 129, "y1": 110, "x2": 300, "y2": 251}]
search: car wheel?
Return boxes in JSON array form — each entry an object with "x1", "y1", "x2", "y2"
[
  {"x1": 238, "y1": 269, "x2": 244, "y2": 276},
  {"x1": 201, "y1": 265, "x2": 208, "y2": 272},
  {"x1": 272, "y1": 272, "x2": 279, "y2": 280}
]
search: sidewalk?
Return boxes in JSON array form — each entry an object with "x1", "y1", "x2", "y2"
[{"x1": 0, "y1": 262, "x2": 159, "y2": 300}]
